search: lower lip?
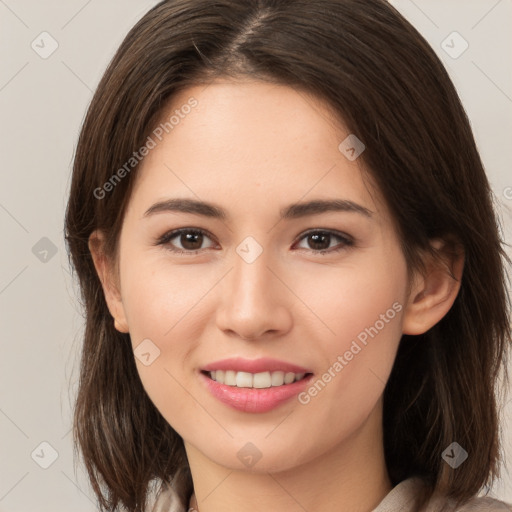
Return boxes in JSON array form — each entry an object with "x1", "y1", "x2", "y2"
[{"x1": 199, "y1": 371, "x2": 313, "y2": 413}]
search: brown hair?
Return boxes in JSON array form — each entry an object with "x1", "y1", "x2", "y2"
[{"x1": 64, "y1": 1, "x2": 511, "y2": 511}]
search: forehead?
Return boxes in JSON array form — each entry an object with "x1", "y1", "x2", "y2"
[{"x1": 128, "y1": 79, "x2": 386, "y2": 222}]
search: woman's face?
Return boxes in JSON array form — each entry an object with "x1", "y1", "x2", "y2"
[{"x1": 110, "y1": 79, "x2": 411, "y2": 472}]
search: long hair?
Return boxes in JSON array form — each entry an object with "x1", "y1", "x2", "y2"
[{"x1": 64, "y1": 1, "x2": 511, "y2": 511}]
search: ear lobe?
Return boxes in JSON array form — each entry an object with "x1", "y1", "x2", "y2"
[
  {"x1": 88, "y1": 230, "x2": 129, "y2": 333},
  {"x1": 402, "y1": 239, "x2": 464, "y2": 335}
]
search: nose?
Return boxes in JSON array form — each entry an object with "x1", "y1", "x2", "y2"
[{"x1": 215, "y1": 248, "x2": 293, "y2": 341}]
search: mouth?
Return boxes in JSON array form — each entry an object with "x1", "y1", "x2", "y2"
[
  {"x1": 198, "y1": 357, "x2": 315, "y2": 412},
  {"x1": 201, "y1": 369, "x2": 313, "y2": 389},
  {"x1": 199, "y1": 369, "x2": 314, "y2": 413}
]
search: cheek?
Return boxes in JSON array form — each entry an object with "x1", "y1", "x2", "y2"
[
  {"x1": 294, "y1": 252, "x2": 407, "y2": 407},
  {"x1": 119, "y1": 260, "x2": 202, "y2": 427},
  {"x1": 120, "y1": 252, "x2": 206, "y2": 344},
  {"x1": 292, "y1": 252, "x2": 407, "y2": 347},
  {"x1": 119, "y1": 253, "x2": 213, "y2": 416}
]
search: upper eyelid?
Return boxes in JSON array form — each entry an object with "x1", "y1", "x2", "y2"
[{"x1": 295, "y1": 228, "x2": 352, "y2": 241}]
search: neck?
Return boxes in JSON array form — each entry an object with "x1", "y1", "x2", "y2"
[{"x1": 185, "y1": 399, "x2": 392, "y2": 512}]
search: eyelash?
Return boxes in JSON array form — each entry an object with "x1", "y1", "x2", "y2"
[{"x1": 155, "y1": 227, "x2": 354, "y2": 256}]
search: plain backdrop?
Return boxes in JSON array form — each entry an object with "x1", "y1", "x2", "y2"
[{"x1": 1, "y1": 0, "x2": 511, "y2": 510}]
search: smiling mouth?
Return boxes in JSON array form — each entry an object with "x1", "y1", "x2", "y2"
[{"x1": 201, "y1": 370, "x2": 313, "y2": 389}]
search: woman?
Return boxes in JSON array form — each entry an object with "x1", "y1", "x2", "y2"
[{"x1": 64, "y1": 1, "x2": 512, "y2": 511}]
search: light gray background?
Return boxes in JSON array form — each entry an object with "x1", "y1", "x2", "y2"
[{"x1": 1, "y1": 0, "x2": 511, "y2": 510}]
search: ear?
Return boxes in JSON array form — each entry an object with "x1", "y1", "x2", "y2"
[
  {"x1": 88, "y1": 229, "x2": 129, "y2": 333},
  {"x1": 402, "y1": 239, "x2": 464, "y2": 335}
]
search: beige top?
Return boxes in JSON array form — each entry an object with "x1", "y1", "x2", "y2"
[{"x1": 150, "y1": 476, "x2": 512, "y2": 512}]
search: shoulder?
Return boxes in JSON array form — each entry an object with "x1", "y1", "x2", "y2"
[
  {"x1": 151, "y1": 476, "x2": 512, "y2": 512},
  {"x1": 426, "y1": 482, "x2": 512, "y2": 512},
  {"x1": 432, "y1": 494, "x2": 512, "y2": 512},
  {"x1": 416, "y1": 478, "x2": 512, "y2": 512},
  {"x1": 373, "y1": 477, "x2": 512, "y2": 512}
]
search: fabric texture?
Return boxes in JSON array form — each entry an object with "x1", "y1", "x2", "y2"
[
  {"x1": 372, "y1": 477, "x2": 512, "y2": 512},
  {"x1": 150, "y1": 476, "x2": 512, "y2": 512}
]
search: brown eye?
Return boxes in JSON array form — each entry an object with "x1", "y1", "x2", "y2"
[
  {"x1": 294, "y1": 230, "x2": 353, "y2": 254},
  {"x1": 157, "y1": 228, "x2": 216, "y2": 254},
  {"x1": 177, "y1": 231, "x2": 204, "y2": 251}
]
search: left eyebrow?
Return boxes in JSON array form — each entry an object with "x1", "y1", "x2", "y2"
[
  {"x1": 142, "y1": 197, "x2": 373, "y2": 220},
  {"x1": 280, "y1": 199, "x2": 373, "y2": 219}
]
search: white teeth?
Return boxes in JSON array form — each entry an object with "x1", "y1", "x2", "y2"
[
  {"x1": 235, "y1": 371, "x2": 253, "y2": 388},
  {"x1": 253, "y1": 372, "x2": 271, "y2": 389},
  {"x1": 208, "y1": 370, "x2": 308, "y2": 388},
  {"x1": 271, "y1": 371, "x2": 284, "y2": 386},
  {"x1": 284, "y1": 372, "x2": 295, "y2": 384},
  {"x1": 224, "y1": 370, "x2": 237, "y2": 386}
]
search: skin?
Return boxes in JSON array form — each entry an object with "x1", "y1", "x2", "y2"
[{"x1": 90, "y1": 79, "x2": 463, "y2": 512}]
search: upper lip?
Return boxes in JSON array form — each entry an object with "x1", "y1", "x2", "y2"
[{"x1": 201, "y1": 357, "x2": 312, "y2": 374}]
